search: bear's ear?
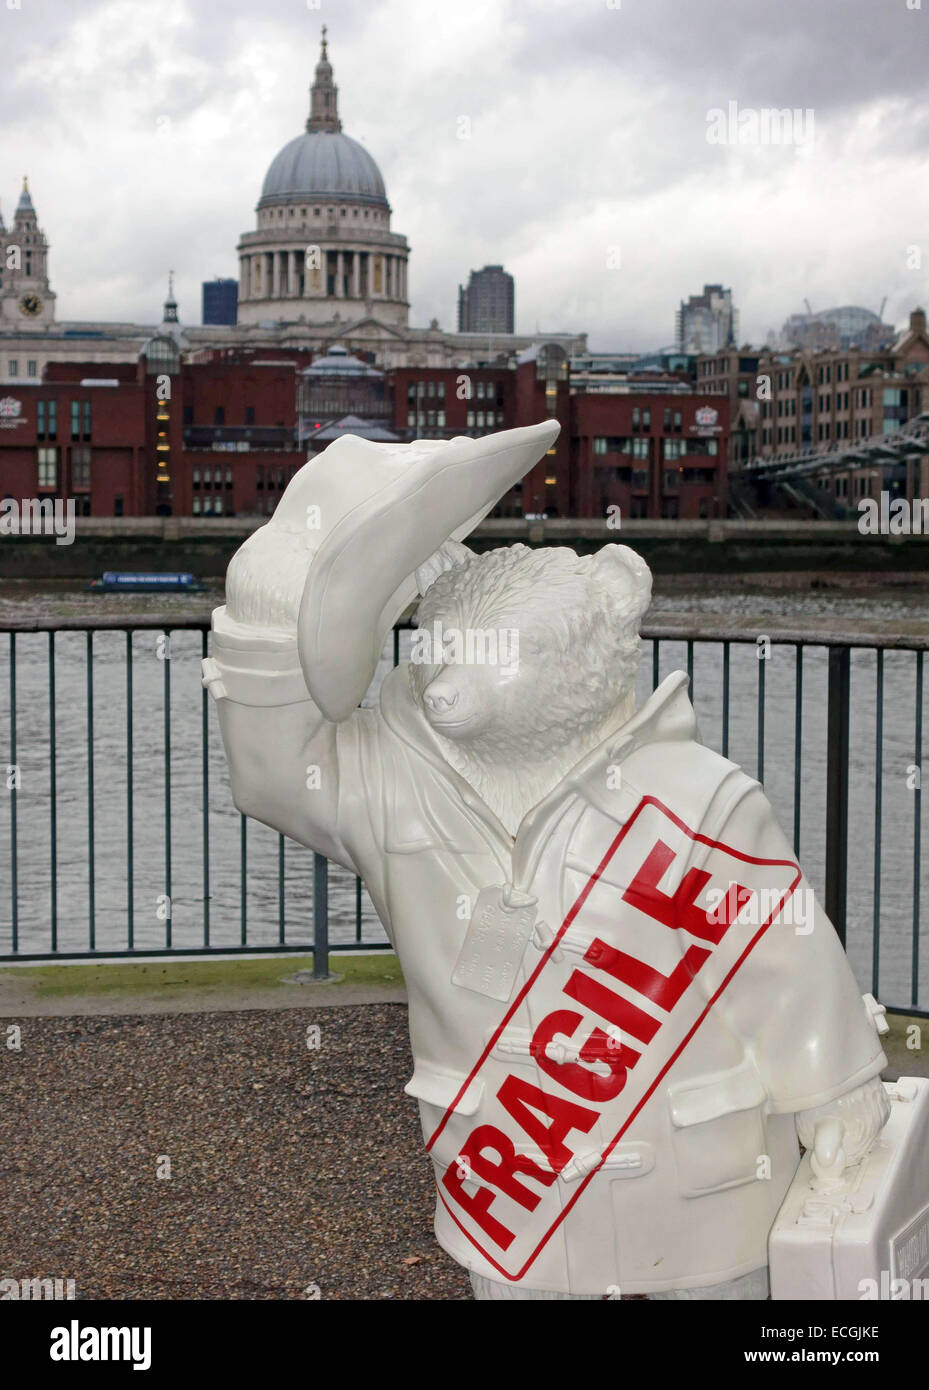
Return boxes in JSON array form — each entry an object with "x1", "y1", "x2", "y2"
[{"x1": 588, "y1": 544, "x2": 652, "y2": 623}]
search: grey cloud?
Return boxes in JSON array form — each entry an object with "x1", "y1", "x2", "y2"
[{"x1": 2, "y1": 0, "x2": 928, "y2": 348}]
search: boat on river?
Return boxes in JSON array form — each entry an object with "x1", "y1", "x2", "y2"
[{"x1": 88, "y1": 572, "x2": 206, "y2": 593}]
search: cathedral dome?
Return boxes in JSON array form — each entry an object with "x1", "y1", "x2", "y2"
[
  {"x1": 236, "y1": 29, "x2": 409, "y2": 332},
  {"x1": 259, "y1": 132, "x2": 388, "y2": 209}
]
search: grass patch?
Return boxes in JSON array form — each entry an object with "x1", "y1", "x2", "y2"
[{"x1": 1, "y1": 952, "x2": 404, "y2": 999}]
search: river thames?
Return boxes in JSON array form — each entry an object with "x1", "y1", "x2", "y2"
[{"x1": 0, "y1": 576, "x2": 926, "y2": 1013}]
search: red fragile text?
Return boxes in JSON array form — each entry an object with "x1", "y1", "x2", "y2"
[{"x1": 428, "y1": 795, "x2": 801, "y2": 1281}]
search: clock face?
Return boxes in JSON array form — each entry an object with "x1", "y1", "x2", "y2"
[{"x1": 19, "y1": 294, "x2": 42, "y2": 317}]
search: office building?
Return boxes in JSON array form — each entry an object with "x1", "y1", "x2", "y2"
[{"x1": 457, "y1": 265, "x2": 515, "y2": 334}]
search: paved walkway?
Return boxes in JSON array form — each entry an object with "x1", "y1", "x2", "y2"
[
  {"x1": 0, "y1": 1003, "x2": 470, "y2": 1300},
  {"x1": 1, "y1": 982, "x2": 924, "y2": 1301}
]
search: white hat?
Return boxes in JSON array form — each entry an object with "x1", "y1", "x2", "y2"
[{"x1": 297, "y1": 421, "x2": 560, "y2": 719}]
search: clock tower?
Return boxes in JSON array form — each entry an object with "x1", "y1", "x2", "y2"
[{"x1": 0, "y1": 177, "x2": 56, "y2": 326}]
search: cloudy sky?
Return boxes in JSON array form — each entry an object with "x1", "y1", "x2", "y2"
[{"x1": 2, "y1": 0, "x2": 927, "y2": 349}]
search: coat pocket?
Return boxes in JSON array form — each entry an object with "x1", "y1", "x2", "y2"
[
  {"x1": 668, "y1": 1059, "x2": 768, "y2": 1197},
  {"x1": 405, "y1": 1062, "x2": 485, "y2": 1172},
  {"x1": 404, "y1": 1062, "x2": 484, "y2": 1115}
]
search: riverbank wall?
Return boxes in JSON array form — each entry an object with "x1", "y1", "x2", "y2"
[{"x1": 2, "y1": 517, "x2": 929, "y2": 579}]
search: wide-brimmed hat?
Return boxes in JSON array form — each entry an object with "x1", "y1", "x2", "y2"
[{"x1": 298, "y1": 420, "x2": 559, "y2": 719}]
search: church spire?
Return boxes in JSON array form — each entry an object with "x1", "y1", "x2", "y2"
[
  {"x1": 163, "y1": 270, "x2": 179, "y2": 324},
  {"x1": 16, "y1": 175, "x2": 35, "y2": 218},
  {"x1": 306, "y1": 26, "x2": 341, "y2": 134}
]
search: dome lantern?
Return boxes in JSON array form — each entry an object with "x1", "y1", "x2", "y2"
[{"x1": 307, "y1": 26, "x2": 341, "y2": 134}]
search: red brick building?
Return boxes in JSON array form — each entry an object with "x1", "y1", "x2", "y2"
[
  {"x1": 0, "y1": 344, "x2": 728, "y2": 520},
  {"x1": 572, "y1": 390, "x2": 729, "y2": 520},
  {"x1": 178, "y1": 356, "x2": 306, "y2": 518},
  {"x1": 390, "y1": 365, "x2": 515, "y2": 440},
  {"x1": 0, "y1": 361, "x2": 146, "y2": 516}
]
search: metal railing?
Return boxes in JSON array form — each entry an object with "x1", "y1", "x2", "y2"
[{"x1": 0, "y1": 614, "x2": 925, "y2": 1016}]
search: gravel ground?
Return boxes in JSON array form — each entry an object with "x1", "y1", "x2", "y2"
[{"x1": 0, "y1": 1003, "x2": 472, "y2": 1300}]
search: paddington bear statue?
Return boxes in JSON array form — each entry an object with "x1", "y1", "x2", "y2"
[{"x1": 203, "y1": 421, "x2": 894, "y2": 1300}]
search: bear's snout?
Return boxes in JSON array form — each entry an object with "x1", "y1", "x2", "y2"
[{"x1": 422, "y1": 678, "x2": 460, "y2": 715}]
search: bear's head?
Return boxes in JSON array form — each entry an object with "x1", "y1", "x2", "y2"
[{"x1": 410, "y1": 543, "x2": 652, "y2": 768}]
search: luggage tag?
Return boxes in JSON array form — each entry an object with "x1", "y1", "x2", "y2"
[{"x1": 452, "y1": 883, "x2": 538, "y2": 1002}]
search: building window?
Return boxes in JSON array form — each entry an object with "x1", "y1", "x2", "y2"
[
  {"x1": 632, "y1": 437, "x2": 649, "y2": 460},
  {"x1": 71, "y1": 401, "x2": 80, "y2": 439},
  {"x1": 437, "y1": 381, "x2": 445, "y2": 400},
  {"x1": 192, "y1": 468, "x2": 200, "y2": 489},
  {"x1": 632, "y1": 407, "x2": 640, "y2": 431},
  {"x1": 226, "y1": 468, "x2": 233, "y2": 488},
  {"x1": 214, "y1": 406, "x2": 225, "y2": 425},
  {"x1": 466, "y1": 410, "x2": 475, "y2": 427},
  {"x1": 8, "y1": 360, "x2": 18, "y2": 377},
  {"x1": 437, "y1": 410, "x2": 446, "y2": 427},
  {"x1": 664, "y1": 438, "x2": 681, "y2": 459},
  {"x1": 642, "y1": 409, "x2": 651, "y2": 429},
  {"x1": 27, "y1": 360, "x2": 37, "y2": 378},
  {"x1": 193, "y1": 497, "x2": 201, "y2": 515},
  {"x1": 407, "y1": 411, "x2": 415, "y2": 427},
  {"x1": 37, "y1": 447, "x2": 58, "y2": 488},
  {"x1": 593, "y1": 437, "x2": 608, "y2": 455},
  {"x1": 71, "y1": 447, "x2": 91, "y2": 490},
  {"x1": 37, "y1": 400, "x2": 45, "y2": 438}
]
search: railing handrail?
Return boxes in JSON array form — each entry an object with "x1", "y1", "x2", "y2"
[
  {"x1": 1, "y1": 613, "x2": 928, "y2": 651},
  {"x1": 0, "y1": 616, "x2": 923, "y2": 1013}
]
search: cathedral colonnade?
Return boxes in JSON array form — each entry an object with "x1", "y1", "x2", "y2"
[{"x1": 238, "y1": 248, "x2": 407, "y2": 304}]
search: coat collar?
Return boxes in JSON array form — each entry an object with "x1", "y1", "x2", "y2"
[{"x1": 378, "y1": 665, "x2": 699, "y2": 868}]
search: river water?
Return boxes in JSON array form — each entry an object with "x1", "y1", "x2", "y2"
[{"x1": 0, "y1": 577, "x2": 926, "y2": 1013}]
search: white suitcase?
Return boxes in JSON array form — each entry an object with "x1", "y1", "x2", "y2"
[{"x1": 769, "y1": 1077, "x2": 929, "y2": 1300}]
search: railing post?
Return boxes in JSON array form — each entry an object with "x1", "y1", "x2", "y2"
[
  {"x1": 825, "y1": 646, "x2": 851, "y2": 945},
  {"x1": 313, "y1": 852, "x2": 330, "y2": 979}
]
